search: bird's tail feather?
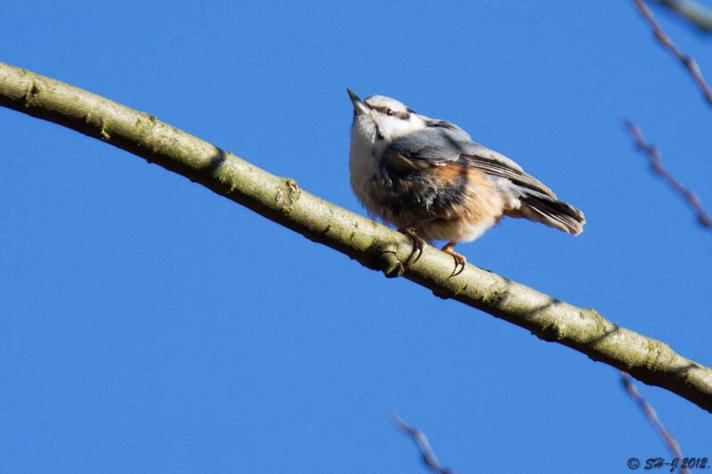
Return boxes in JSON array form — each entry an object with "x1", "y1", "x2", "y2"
[{"x1": 508, "y1": 192, "x2": 585, "y2": 236}]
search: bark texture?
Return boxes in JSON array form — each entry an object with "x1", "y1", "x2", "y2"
[{"x1": 1, "y1": 61, "x2": 710, "y2": 411}]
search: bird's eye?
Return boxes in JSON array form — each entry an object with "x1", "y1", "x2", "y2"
[{"x1": 386, "y1": 109, "x2": 394, "y2": 116}]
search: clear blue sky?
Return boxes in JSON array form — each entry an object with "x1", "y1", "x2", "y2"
[{"x1": 2, "y1": 1, "x2": 711, "y2": 472}]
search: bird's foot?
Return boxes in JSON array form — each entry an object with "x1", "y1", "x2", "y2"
[
  {"x1": 399, "y1": 227, "x2": 426, "y2": 264},
  {"x1": 441, "y1": 241, "x2": 466, "y2": 276}
]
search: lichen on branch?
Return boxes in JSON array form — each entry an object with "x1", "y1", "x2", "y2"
[{"x1": 1, "y1": 61, "x2": 711, "y2": 412}]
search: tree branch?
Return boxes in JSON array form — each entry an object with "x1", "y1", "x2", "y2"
[
  {"x1": 391, "y1": 413, "x2": 453, "y2": 474},
  {"x1": 1, "y1": 61, "x2": 712, "y2": 411},
  {"x1": 621, "y1": 373, "x2": 689, "y2": 474},
  {"x1": 632, "y1": 0, "x2": 712, "y2": 105},
  {"x1": 654, "y1": 0, "x2": 712, "y2": 33},
  {"x1": 625, "y1": 120, "x2": 712, "y2": 229}
]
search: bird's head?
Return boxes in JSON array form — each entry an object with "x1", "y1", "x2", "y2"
[{"x1": 347, "y1": 89, "x2": 426, "y2": 142}]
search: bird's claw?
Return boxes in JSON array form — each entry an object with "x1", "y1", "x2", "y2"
[
  {"x1": 399, "y1": 228, "x2": 426, "y2": 264},
  {"x1": 441, "y1": 242, "x2": 467, "y2": 276}
]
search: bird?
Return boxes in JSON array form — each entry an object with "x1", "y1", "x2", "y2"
[{"x1": 346, "y1": 88, "x2": 585, "y2": 274}]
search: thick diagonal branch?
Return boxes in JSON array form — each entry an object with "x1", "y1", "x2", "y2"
[{"x1": 1, "y1": 62, "x2": 711, "y2": 412}]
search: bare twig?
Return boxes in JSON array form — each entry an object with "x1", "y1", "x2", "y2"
[
  {"x1": 625, "y1": 120, "x2": 712, "y2": 228},
  {"x1": 621, "y1": 373, "x2": 689, "y2": 474},
  {"x1": 654, "y1": 0, "x2": 712, "y2": 33},
  {"x1": 2, "y1": 62, "x2": 712, "y2": 411},
  {"x1": 390, "y1": 413, "x2": 453, "y2": 474},
  {"x1": 633, "y1": 0, "x2": 712, "y2": 105}
]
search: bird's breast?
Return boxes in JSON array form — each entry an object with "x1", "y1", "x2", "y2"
[
  {"x1": 349, "y1": 148, "x2": 508, "y2": 242},
  {"x1": 349, "y1": 145, "x2": 381, "y2": 214}
]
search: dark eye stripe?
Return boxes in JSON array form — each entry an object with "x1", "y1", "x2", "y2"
[{"x1": 366, "y1": 104, "x2": 410, "y2": 120}]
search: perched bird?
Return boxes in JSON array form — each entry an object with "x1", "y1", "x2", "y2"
[{"x1": 347, "y1": 89, "x2": 585, "y2": 273}]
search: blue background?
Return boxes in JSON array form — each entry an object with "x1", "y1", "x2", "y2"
[{"x1": 2, "y1": 1, "x2": 711, "y2": 472}]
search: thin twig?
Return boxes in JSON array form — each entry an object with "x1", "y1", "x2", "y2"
[
  {"x1": 654, "y1": 0, "x2": 712, "y2": 33},
  {"x1": 633, "y1": 0, "x2": 712, "y2": 105},
  {"x1": 621, "y1": 373, "x2": 689, "y2": 474},
  {"x1": 625, "y1": 120, "x2": 712, "y2": 228},
  {"x1": 390, "y1": 413, "x2": 453, "y2": 474}
]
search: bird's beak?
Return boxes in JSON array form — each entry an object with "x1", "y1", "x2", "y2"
[{"x1": 347, "y1": 88, "x2": 368, "y2": 116}]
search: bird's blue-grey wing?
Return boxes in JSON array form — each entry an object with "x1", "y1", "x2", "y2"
[
  {"x1": 385, "y1": 127, "x2": 556, "y2": 198},
  {"x1": 384, "y1": 124, "x2": 585, "y2": 236}
]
